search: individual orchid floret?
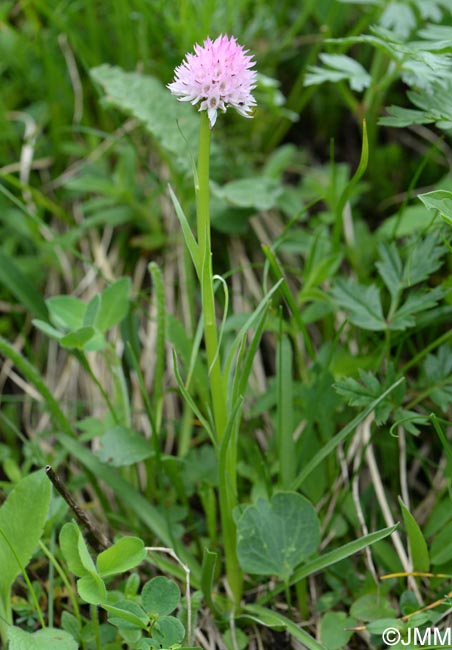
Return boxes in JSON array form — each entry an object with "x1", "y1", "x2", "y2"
[{"x1": 168, "y1": 34, "x2": 257, "y2": 128}]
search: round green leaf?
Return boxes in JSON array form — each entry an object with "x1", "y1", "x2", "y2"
[
  {"x1": 152, "y1": 615, "x2": 185, "y2": 646},
  {"x1": 236, "y1": 492, "x2": 321, "y2": 582},
  {"x1": 320, "y1": 612, "x2": 356, "y2": 650},
  {"x1": 214, "y1": 177, "x2": 282, "y2": 211},
  {"x1": 95, "y1": 425, "x2": 153, "y2": 467},
  {"x1": 77, "y1": 573, "x2": 107, "y2": 604},
  {"x1": 59, "y1": 521, "x2": 94, "y2": 578},
  {"x1": 46, "y1": 295, "x2": 86, "y2": 331},
  {"x1": 60, "y1": 326, "x2": 96, "y2": 350},
  {"x1": 97, "y1": 536, "x2": 146, "y2": 577},
  {"x1": 142, "y1": 576, "x2": 180, "y2": 616},
  {"x1": 8, "y1": 626, "x2": 78, "y2": 650},
  {"x1": 350, "y1": 594, "x2": 397, "y2": 622},
  {"x1": 104, "y1": 600, "x2": 149, "y2": 630}
]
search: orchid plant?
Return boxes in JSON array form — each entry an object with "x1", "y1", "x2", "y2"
[{"x1": 167, "y1": 34, "x2": 258, "y2": 604}]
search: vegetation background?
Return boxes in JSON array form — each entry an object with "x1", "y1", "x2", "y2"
[{"x1": 1, "y1": 0, "x2": 452, "y2": 649}]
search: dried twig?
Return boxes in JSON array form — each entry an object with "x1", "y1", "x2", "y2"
[{"x1": 45, "y1": 465, "x2": 110, "y2": 553}]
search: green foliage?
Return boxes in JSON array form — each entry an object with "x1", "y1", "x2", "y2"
[
  {"x1": 331, "y1": 231, "x2": 447, "y2": 331},
  {"x1": 0, "y1": 471, "x2": 51, "y2": 644},
  {"x1": 142, "y1": 577, "x2": 180, "y2": 617},
  {"x1": 399, "y1": 498, "x2": 429, "y2": 573},
  {"x1": 236, "y1": 492, "x2": 320, "y2": 582},
  {"x1": 95, "y1": 425, "x2": 153, "y2": 467},
  {"x1": 320, "y1": 612, "x2": 356, "y2": 650},
  {"x1": 33, "y1": 277, "x2": 131, "y2": 352},
  {"x1": 60, "y1": 522, "x2": 146, "y2": 604},
  {"x1": 8, "y1": 626, "x2": 78, "y2": 650},
  {"x1": 58, "y1": 524, "x2": 193, "y2": 648},
  {"x1": 306, "y1": 54, "x2": 371, "y2": 92}
]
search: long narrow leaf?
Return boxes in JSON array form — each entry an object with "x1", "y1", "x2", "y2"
[
  {"x1": 241, "y1": 605, "x2": 328, "y2": 650},
  {"x1": 333, "y1": 119, "x2": 368, "y2": 245},
  {"x1": 168, "y1": 184, "x2": 200, "y2": 274},
  {"x1": 262, "y1": 245, "x2": 315, "y2": 359},
  {"x1": 232, "y1": 303, "x2": 269, "y2": 405},
  {"x1": 223, "y1": 279, "x2": 283, "y2": 385},
  {"x1": 277, "y1": 328, "x2": 296, "y2": 488},
  {"x1": 148, "y1": 262, "x2": 166, "y2": 434},
  {"x1": 172, "y1": 350, "x2": 216, "y2": 446}
]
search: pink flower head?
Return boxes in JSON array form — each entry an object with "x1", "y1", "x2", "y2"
[{"x1": 168, "y1": 34, "x2": 257, "y2": 128}]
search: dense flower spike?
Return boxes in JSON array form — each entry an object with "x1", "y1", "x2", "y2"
[{"x1": 168, "y1": 34, "x2": 257, "y2": 128}]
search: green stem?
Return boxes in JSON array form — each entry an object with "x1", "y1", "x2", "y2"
[
  {"x1": 195, "y1": 112, "x2": 242, "y2": 603},
  {"x1": 91, "y1": 605, "x2": 101, "y2": 650},
  {"x1": 196, "y1": 112, "x2": 228, "y2": 442}
]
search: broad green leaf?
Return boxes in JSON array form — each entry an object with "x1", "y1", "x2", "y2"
[
  {"x1": 46, "y1": 295, "x2": 86, "y2": 331},
  {"x1": 8, "y1": 626, "x2": 78, "y2": 650},
  {"x1": 83, "y1": 294, "x2": 100, "y2": 327},
  {"x1": 59, "y1": 521, "x2": 96, "y2": 577},
  {"x1": 399, "y1": 498, "x2": 429, "y2": 572},
  {"x1": 93, "y1": 277, "x2": 131, "y2": 332},
  {"x1": 223, "y1": 628, "x2": 249, "y2": 650},
  {"x1": 60, "y1": 611, "x2": 81, "y2": 640},
  {"x1": 95, "y1": 425, "x2": 153, "y2": 467},
  {"x1": 261, "y1": 525, "x2": 398, "y2": 604},
  {"x1": 97, "y1": 537, "x2": 146, "y2": 577},
  {"x1": 142, "y1": 576, "x2": 181, "y2": 616},
  {"x1": 32, "y1": 319, "x2": 63, "y2": 341},
  {"x1": 366, "y1": 618, "x2": 404, "y2": 635},
  {"x1": 330, "y1": 279, "x2": 386, "y2": 330},
  {"x1": 350, "y1": 593, "x2": 397, "y2": 622},
  {"x1": 152, "y1": 616, "x2": 185, "y2": 646},
  {"x1": 305, "y1": 54, "x2": 371, "y2": 91},
  {"x1": 213, "y1": 177, "x2": 282, "y2": 211},
  {"x1": 103, "y1": 600, "x2": 149, "y2": 630},
  {"x1": 377, "y1": 205, "x2": 434, "y2": 238},
  {"x1": 0, "y1": 470, "x2": 51, "y2": 638},
  {"x1": 320, "y1": 612, "x2": 356, "y2": 650},
  {"x1": 419, "y1": 189, "x2": 452, "y2": 226},
  {"x1": 90, "y1": 65, "x2": 199, "y2": 172},
  {"x1": 77, "y1": 573, "x2": 107, "y2": 604},
  {"x1": 60, "y1": 326, "x2": 96, "y2": 350},
  {"x1": 236, "y1": 492, "x2": 320, "y2": 582}
]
